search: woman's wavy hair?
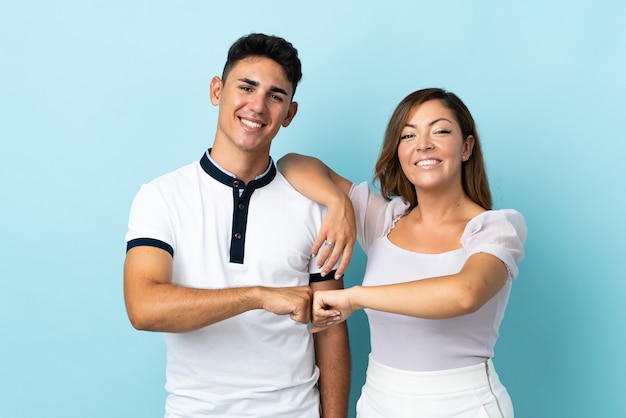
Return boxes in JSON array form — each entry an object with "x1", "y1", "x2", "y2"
[{"x1": 374, "y1": 88, "x2": 492, "y2": 210}]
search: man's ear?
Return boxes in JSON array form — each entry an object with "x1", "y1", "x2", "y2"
[
  {"x1": 282, "y1": 101, "x2": 298, "y2": 127},
  {"x1": 209, "y1": 76, "x2": 223, "y2": 106}
]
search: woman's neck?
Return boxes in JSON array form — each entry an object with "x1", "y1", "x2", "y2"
[{"x1": 409, "y1": 188, "x2": 482, "y2": 226}]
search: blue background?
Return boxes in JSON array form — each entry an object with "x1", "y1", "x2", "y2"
[{"x1": 2, "y1": 1, "x2": 625, "y2": 417}]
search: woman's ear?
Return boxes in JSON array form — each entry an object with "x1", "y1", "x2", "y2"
[{"x1": 462, "y1": 135, "x2": 475, "y2": 161}]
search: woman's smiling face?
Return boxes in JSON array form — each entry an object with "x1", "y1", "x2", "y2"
[{"x1": 397, "y1": 99, "x2": 474, "y2": 192}]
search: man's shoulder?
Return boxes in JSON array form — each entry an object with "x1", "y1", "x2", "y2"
[
  {"x1": 147, "y1": 160, "x2": 202, "y2": 188},
  {"x1": 271, "y1": 172, "x2": 325, "y2": 207}
]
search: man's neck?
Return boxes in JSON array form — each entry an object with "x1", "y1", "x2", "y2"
[{"x1": 209, "y1": 144, "x2": 271, "y2": 184}]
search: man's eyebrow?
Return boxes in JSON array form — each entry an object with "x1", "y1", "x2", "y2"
[
  {"x1": 238, "y1": 78, "x2": 289, "y2": 96},
  {"x1": 239, "y1": 77, "x2": 259, "y2": 87},
  {"x1": 269, "y1": 86, "x2": 289, "y2": 96}
]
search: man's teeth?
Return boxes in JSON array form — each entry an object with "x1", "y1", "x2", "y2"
[{"x1": 242, "y1": 119, "x2": 262, "y2": 128}]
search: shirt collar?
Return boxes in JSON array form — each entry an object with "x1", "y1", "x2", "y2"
[{"x1": 199, "y1": 148, "x2": 276, "y2": 190}]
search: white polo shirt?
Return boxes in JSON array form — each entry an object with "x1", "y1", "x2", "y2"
[{"x1": 126, "y1": 150, "x2": 332, "y2": 417}]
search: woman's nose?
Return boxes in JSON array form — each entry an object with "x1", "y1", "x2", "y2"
[{"x1": 415, "y1": 134, "x2": 434, "y2": 151}]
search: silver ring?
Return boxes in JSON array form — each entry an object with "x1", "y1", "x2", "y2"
[{"x1": 323, "y1": 240, "x2": 335, "y2": 250}]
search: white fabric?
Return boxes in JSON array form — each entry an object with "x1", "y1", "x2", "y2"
[
  {"x1": 356, "y1": 355, "x2": 513, "y2": 418},
  {"x1": 349, "y1": 182, "x2": 527, "y2": 371},
  {"x1": 126, "y1": 158, "x2": 329, "y2": 417}
]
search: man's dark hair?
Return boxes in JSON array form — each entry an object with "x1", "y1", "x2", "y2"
[{"x1": 222, "y1": 33, "x2": 303, "y2": 98}]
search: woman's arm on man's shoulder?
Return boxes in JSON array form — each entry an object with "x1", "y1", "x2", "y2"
[{"x1": 277, "y1": 153, "x2": 356, "y2": 279}]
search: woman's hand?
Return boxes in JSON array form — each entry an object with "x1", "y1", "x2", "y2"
[
  {"x1": 314, "y1": 196, "x2": 356, "y2": 279},
  {"x1": 310, "y1": 288, "x2": 356, "y2": 333}
]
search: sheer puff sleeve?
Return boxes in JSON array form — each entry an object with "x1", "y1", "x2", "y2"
[
  {"x1": 349, "y1": 182, "x2": 410, "y2": 253},
  {"x1": 461, "y1": 209, "x2": 528, "y2": 280}
]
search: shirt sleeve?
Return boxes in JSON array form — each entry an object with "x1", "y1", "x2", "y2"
[
  {"x1": 461, "y1": 209, "x2": 528, "y2": 280},
  {"x1": 125, "y1": 183, "x2": 175, "y2": 253},
  {"x1": 349, "y1": 182, "x2": 410, "y2": 253}
]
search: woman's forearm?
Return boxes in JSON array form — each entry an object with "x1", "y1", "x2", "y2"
[
  {"x1": 349, "y1": 254, "x2": 509, "y2": 319},
  {"x1": 349, "y1": 279, "x2": 470, "y2": 319}
]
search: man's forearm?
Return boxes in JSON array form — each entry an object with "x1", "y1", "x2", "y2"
[
  {"x1": 125, "y1": 247, "x2": 314, "y2": 332},
  {"x1": 314, "y1": 322, "x2": 351, "y2": 418},
  {"x1": 126, "y1": 283, "x2": 265, "y2": 332}
]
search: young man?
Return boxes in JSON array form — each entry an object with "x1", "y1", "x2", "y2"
[{"x1": 123, "y1": 33, "x2": 350, "y2": 417}]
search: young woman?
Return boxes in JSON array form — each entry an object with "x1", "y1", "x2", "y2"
[{"x1": 278, "y1": 88, "x2": 527, "y2": 417}]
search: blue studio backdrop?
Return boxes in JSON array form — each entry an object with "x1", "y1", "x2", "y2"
[{"x1": 1, "y1": 1, "x2": 625, "y2": 417}]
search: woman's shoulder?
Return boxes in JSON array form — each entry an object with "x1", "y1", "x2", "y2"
[
  {"x1": 469, "y1": 208, "x2": 524, "y2": 225},
  {"x1": 462, "y1": 209, "x2": 527, "y2": 277},
  {"x1": 350, "y1": 182, "x2": 411, "y2": 244},
  {"x1": 351, "y1": 182, "x2": 410, "y2": 218},
  {"x1": 351, "y1": 182, "x2": 409, "y2": 207},
  {"x1": 464, "y1": 209, "x2": 527, "y2": 243}
]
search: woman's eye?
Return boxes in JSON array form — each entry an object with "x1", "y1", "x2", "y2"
[
  {"x1": 400, "y1": 133, "x2": 415, "y2": 140},
  {"x1": 434, "y1": 129, "x2": 451, "y2": 135}
]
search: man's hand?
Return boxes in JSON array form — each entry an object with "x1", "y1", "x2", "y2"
[
  {"x1": 314, "y1": 197, "x2": 356, "y2": 279},
  {"x1": 261, "y1": 286, "x2": 314, "y2": 324}
]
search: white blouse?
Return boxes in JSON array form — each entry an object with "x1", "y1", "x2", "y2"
[{"x1": 350, "y1": 182, "x2": 527, "y2": 371}]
